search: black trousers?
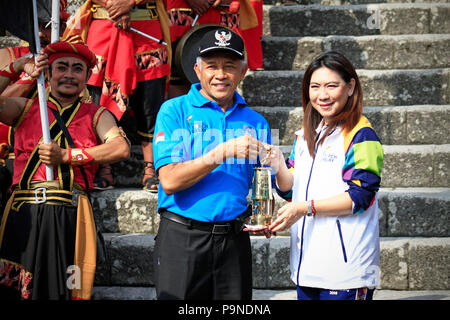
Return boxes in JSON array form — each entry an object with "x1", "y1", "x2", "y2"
[{"x1": 154, "y1": 214, "x2": 253, "y2": 300}]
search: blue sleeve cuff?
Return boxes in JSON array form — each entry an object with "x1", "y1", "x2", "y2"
[{"x1": 346, "y1": 181, "x2": 376, "y2": 214}]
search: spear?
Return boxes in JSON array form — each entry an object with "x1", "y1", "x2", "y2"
[
  {"x1": 32, "y1": 0, "x2": 53, "y2": 180},
  {"x1": 51, "y1": 0, "x2": 60, "y2": 43}
]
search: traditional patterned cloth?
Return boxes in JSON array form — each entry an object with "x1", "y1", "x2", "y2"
[
  {"x1": 59, "y1": 0, "x2": 70, "y2": 21},
  {"x1": 0, "y1": 95, "x2": 103, "y2": 299},
  {"x1": 62, "y1": 0, "x2": 172, "y2": 121},
  {"x1": 167, "y1": 0, "x2": 258, "y2": 42}
]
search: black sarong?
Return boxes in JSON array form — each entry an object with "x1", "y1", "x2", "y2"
[{"x1": 0, "y1": 200, "x2": 77, "y2": 300}]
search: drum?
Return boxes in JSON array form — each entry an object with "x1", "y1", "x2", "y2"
[{"x1": 174, "y1": 24, "x2": 235, "y2": 84}]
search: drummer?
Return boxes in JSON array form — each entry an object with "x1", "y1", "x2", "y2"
[
  {"x1": 166, "y1": 0, "x2": 258, "y2": 98},
  {"x1": 152, "y1": 27, "x2": 271, "y2": 300}
]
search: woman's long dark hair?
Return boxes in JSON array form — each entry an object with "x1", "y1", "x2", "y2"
[{"x1": 301, "y1": 51, "x2": 363, "y2": 158}]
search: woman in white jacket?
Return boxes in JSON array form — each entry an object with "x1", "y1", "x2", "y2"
[{"x1": 265, "y1": 51, "x2": 384, "y2": 300}]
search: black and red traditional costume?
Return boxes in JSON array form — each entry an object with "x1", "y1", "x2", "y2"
[{"x1": 0, "y1": 41, "x2": 101, "y2": 300}]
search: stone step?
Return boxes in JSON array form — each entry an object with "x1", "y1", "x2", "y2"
[
  {"x1": 90, "y1": 187, "x2": 450, "y2": 237},
  {"x1": 252, "y1": 105, "x2": 450, "y2": 146},
  {"x1": 252, "y1": 289, "x2": 450, "y2": 300},
  {"x1": 263, "y1": 3, "x2": 450, "y2": 36},
  {"x1": 262, "y1": 0, "x2": 450, "y2": 5},
  {"x1": 278, "y1": 144, "x2": 450, "y2": 188},
  {"x1": 91, "y1": 286, "x2": 450, "y2": 300},
  {"x1": 262, "y1": 34, "x2": 450, "y2": 70},
  {"x1": 379, "y1": 145, "x2": 449, "y2": 188},
  {"x1": 239, "y1": 68, "x2": 449, "y2": 107},
  {"x1": 110, "y1": 143, "x2": 450, "y2": 188},
  {"x1": 93, "y1": 234, "x2": 450, "y2": 290}
]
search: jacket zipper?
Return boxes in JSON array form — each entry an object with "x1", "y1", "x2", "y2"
[
  {"x1": 336, "y1": 219, "x2": 348, "y2": 263},
  {"x1": 296, "y1": 126, "x2": 338, "y2": 286},
  {"x1": 296, "y1": 138, "x2": 318, "y2": 287}
]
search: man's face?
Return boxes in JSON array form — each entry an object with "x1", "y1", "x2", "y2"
[
  {"x1": 49, "y1": 56, "x2": 90, "y2": 100},
  {"x1": 38, "y1": 21, "x2": 52, "y2": 48},
  {"x1": 38, "y1": 20, "x2": 67, "y2": 47},
  {"x1": 194, "y1": 51, "x2": 248, "y2": 110}
]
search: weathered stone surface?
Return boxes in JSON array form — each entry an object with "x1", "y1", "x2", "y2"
[
  {"x1": 111, "y1": 145, "x2": 145, "y2": 188},
  {"x1": 404, "y1": 106, "x2": 450, "y2": 145},
  {"x1": 434, "y1": 148, "x2": 450, "y2": 187},
  {"x1": 378, "y1": 188, "x2": 450, "y2": 237},
  {"x1": 382, "y1": 145, "x2": 433, "y2": 187},
  {"x1": 379, "y1": 238, "x2": 409, "y2": 289},
  {"x1": 240, "y1": 69, "x2": 449, "y2": 107},
  {"x1": 91, "y1": 188, "x2": 159, "y2": 233},
  {"x1": 263, "y1": 4, "x2": 450, "y2": 37},
  {"x1": 92, "y1": 286, "x2": 157, "y2": 300},
  {"x1": 252, "y1": 105, "x2": 450, "y2": 146},
  {"x1": 109, "y1": 234, "x2": 155, "y2": 286},
  {"x1": 251, "y1": 237, "x2": 269, "y2": 288},
  {"x1": 360, "y1": 69, "x2": 449, "y2": 107},
  {"x1": 408, "y1": 238, "x2": 450, "y2": 290},
  {"x1": 262, "y1": 36, "x2": 323, "y2": 71},
  {"x1": 381, "y1": 145, "x2": 450, "y2": 188},
  {"x1": 91, "y1": 187, "x2": 450, "y2": 237},
  {"x1": 266, "y1": 237, "x2": 292, "y2": 288},
  {"x1": 251, "y1": 107, "x2": 303, "y2": 146},
  {"x1": 92, "y1": 286, "x2": 450, "y2": 300},
  {"x1": 262, "y1": 34, "x2": 450, "y2": 70}
]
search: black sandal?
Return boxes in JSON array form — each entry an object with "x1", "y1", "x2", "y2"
[
  {"x1": 143, "y1": 161, "x2": 159, "y2": 193},
  {"x1": 93, "y1": 164, "x2": 115, "y2": 190}
]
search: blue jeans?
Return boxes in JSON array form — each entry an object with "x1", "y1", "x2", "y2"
[{"x1": 297, "y1": 286, "x2": 375, "y2": 300}]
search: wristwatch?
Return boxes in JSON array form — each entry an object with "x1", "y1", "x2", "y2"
[{"x1": 306, "y1": 200, "x2": 313, "y2": 216}]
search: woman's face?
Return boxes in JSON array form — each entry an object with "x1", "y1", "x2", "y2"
[{"x1": 308, "y1": 66, "x2": 355, "y2": 125}]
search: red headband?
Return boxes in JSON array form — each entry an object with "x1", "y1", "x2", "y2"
[
  {"x1": 44, "y1": 41, "x2": 97, "y2": 69},
  {"x1": 48, "y1": 52, "x2": 90, "y2": 68}
]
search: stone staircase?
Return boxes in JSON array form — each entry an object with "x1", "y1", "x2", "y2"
[
  {"x1": 90, "y1": 0, "x2": 450, "y2": 298},
  {"x1": 1, "y1": 0, "x2": 449, "y2": 299}
]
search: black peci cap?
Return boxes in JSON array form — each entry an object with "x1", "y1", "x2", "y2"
[{"x1": 198, "y1": 27, "x2": 245, "y2": 58}]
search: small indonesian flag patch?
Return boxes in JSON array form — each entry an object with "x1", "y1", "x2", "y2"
[
  {"x1": 69, "y1": 148, "x2": 94, "y2": 166},
  {"x1": 155, "y1": 131, "x2": 165, "y2": 145}
]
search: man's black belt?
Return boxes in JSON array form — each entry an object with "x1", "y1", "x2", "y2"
[{"x1": 161, "y1": 210, "x2": 245, "y2": 235}]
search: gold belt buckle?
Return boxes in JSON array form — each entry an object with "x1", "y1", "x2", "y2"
[{"x1": 34, "y1": 187, "x2": 47, "y2": 204}]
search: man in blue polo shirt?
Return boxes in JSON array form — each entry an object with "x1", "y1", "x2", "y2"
[{"x1": 153, "y1": 27, "x2": 271, "y2": 300}]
